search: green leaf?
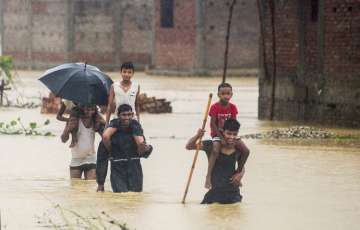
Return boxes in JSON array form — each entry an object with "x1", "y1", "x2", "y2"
[
  {"x1": 10, "y1": 120, "x2": 17, "y2": 126},
  {"x1": 44, "y1": 119, "x2": 50, "y2": 125},
  {"x1": 17, "y1": 117, "x2": 21, "y2": 121},
  {"x1": 44, "y1": 132, "x2": 53, "y2": 136},
  {"x1": 0, "y1": 122, "x2": 3, "y2": 128},
  {"x1": 29, "y1": 122, "x2": 37, "y2": 129},
  {"x1": 6, "y1": 124, "x2": 9, "y2": 129}
]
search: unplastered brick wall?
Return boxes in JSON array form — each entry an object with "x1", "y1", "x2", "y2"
[
  {"x1": 120, "y1": 0, "x2": 153, "y2": 66},
  {"x1": 152, "y1": 0, "x2": 259, "y2": 73},
  {"x1": 2, "y1": 0, "x2": 154, "y2": 70},
  {"x1": 203, "y1": 0, "x2": 259, "y2": 69},
  {"x1": 3, "y1": 0, "x2": 34, "y2": 65},
  {"x1": 153, "y1": 0, "x2": 197, "y2": 71},
  {"x1": 324, "y1": 1, "x2": 360, "y2": 74},
  {"x1": 258, "y1": 0, "x2": 360, "y2": 127},
  {"x1": 31, "y1": 0, "x2": 66, "y2": 67},
  {"x1": 73, "y1": 0, "x2": 114, "y2": 66}
]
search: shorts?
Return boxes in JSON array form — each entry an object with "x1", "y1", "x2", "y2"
[{"x1": 70, "y1": 163, "x2": 96, "y2": 172}]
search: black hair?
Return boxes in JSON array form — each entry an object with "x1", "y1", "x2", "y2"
[
  {"x1": 223, "y1": 118, "x2": 240, "y2": 132},
  {"x1": 218, "y1": 82, "x2": 232, "y2": 92},
  {"x1": 120, "y1": 62, "x2": 135, "y2": 71},
  {"x1": 117, "y1": 104, "x2": 133, "y2": 115}
]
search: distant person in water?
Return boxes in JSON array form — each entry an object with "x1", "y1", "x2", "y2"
[
  {"x1": 61, "y1": 105, "x2": 105, "y2": 179},
  {"x1": 96, "y1": 104, "x2": 153, "y2": 192},
  {"x1": 105, "y1": 62, "x2": 141, "y2": 125},
  {"x1": 186, "y1": 118, "x2": 249, "y2": 204}
]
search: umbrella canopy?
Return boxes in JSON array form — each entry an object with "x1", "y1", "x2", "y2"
[{"x1": 39, "y1": 63, "x2": 113, "y2": 105}]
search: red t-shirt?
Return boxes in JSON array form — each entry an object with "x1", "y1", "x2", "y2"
[{"x1": 209, "y1": 102, "x2": 238, "y2": 137}]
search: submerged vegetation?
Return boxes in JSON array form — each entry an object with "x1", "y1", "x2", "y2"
[
  {"x1": 0, "y1": 118, "x2": 54, "y2": 136},
  {"x1": 37, "y1": 204, "x2": 132, "y2": 230},
  {"x1": 240, "y1": 126, "x2": 360, "y2": 141},
  {"x1": 0, "y1": 56, "x2": 14, "y2": 106}
]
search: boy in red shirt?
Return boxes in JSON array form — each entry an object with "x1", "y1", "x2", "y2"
[{"x1": 205, "y1": 83, "x2": 249, "y2": 189}]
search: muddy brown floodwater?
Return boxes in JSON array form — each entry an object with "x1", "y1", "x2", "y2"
[{"x1": 0, "y1": 71, "x2": 360, "y2": 229}]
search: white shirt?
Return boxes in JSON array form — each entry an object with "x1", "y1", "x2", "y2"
[
  {"x1": 113, "y1": 81, "x2": 139, "y2": 112},
  {"x1": 70, "y1": 120, "x2": 96, "y2": 166}
]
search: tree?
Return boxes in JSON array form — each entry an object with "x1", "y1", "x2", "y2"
[
  {"x1": 0, "y1": 56, "x2": 14, "y2": 106},
  {"x1": 222, "y1": 0, "x2": 237, "y2": 84}
]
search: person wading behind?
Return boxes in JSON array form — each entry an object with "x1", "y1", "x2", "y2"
[
  {"x1": 96, "y1": 104, "x2": 153, "y2": 192},
  {"x1": 186, "y1": 118, "x2": 250, "y2": 204},
  {"x1": 105, "y1": 62, "x2": 140, "y2": 124},
  {"x1": 206, "y1": 83, "x2": 250, "y2": 189}
]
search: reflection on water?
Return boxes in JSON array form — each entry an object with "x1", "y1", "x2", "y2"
[{"x1": 0, "y1": 71, "x2": 360, "y2": 229}]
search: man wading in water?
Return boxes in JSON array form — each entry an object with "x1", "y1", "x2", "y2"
[
  {"x1": 186, "y1": 118, "x2": 250, "y2": 204},
  {"x1": 62, "y1": 105, "x2": 105, "y2": 179},
  {"x1": 96, "y1": 104, "x2": 153, "y2": 192}
]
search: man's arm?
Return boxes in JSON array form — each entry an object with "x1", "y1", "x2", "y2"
[
  {"x1": 185, "y1": 129, "x2": 205, "y2": 150},
  {"x1": 130, "y1": 120, "x2": 150, "y2": 155},
  {"x1": 105, "y1": 85, "x2": 115, "y2": 125},
  {"x1": 235, "y1": 139, "x2": 250, "y2": 173},
  {"x1": 134, "y1": 135, "x2": 152, "y2": 155},
  {"x1": 231, "y1": 139, "x2": 250, "y2": 186},
  {"x1": 96, "y1": 141, "x2": 109, "y2": 192},
  {"x1": 102, "y1": 127, "x2": 117, "y2": 153}
]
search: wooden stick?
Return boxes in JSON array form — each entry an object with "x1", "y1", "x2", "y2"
[
  {"x1": 181, "y1": 93, "x2": 213, "y2": 204},
  {"x1": 222, "y1": 0, "x2": 237, "y2": 84}
]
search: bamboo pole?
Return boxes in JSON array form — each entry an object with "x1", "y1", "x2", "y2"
[
  {"x1": 222, "y1": 0, "x2": 237, "y2": 84},
  {"x1": 181, "y1": 93, "x2": 213, "y2": 204}
]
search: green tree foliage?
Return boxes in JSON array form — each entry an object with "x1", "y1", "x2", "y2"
[{"x1": 0, "y1": 55, "x2": 14, "y2": 83}]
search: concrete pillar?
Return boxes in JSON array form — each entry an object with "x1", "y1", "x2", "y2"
[
  {"x1": 65, "y1": 0, "x2": 75, "y2": 63},
  {"x1": 317, "y1": 0, "x2": 325, "y2": 90},
  {"x1": 26, "y1": 0, "x2": 33, "y2": 69},
  {"x1": 194, "y1": 0, "x2": 205, "y2": 74},
  {"x1": 112, "y1": 0, "x2": 123, "y2": 69},
  {"x1": 150, "y1": 0, "x2": 156, "y2": 69},
  {"x1": 297, "y1": 0, "x2": 305, "y2": 83}
]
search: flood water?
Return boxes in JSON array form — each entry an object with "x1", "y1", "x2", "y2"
[{"x1": 1, "y1": 71, "x2": 360, "y2": 229}]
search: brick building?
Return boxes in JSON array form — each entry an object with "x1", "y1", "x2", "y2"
[
  {"x1": 0, "y1": 0, "x2": 153, "y2": 70},
  {"x1": 258, "y1": 0, "x2": 360, "y2": 127},
  {"x1": 150, "y1": 0, "x2": 259, "y2": 75},
  {"x1": 0, "y1": 0, "x2": 259, "y2": 73}
]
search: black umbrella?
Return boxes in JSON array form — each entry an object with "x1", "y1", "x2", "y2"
[{"x1": 39, "y1": 63, "x2": 113, "y2": 105}]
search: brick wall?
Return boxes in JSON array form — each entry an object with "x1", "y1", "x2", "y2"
[
  {"x1": 203, "y1": 0, "x2": 259, "y2": 69},
  {"x1": 153, "y1": 0, "x2": 197, "y2": 71},
  {"x1": 32, "y1": 0, "x2": 66, "y2": 68},
  {"x1": 120, "y1": 0, "x2": 153, "y2": 66},
  {"x1": 152, "y1": 0, "x2": 259, "y2": 73},
  {"x1": 3, "y1": 0, "x2": 32, "y2": 65},
  {"x1": 2, "y1": 0, "x2": 153, "y2": 70},
  {"x1": 258, "y1": 0, "x2": 360, "y2": 127},
  {"x1": 73, "y1": 0, "x2": 114, "y2": 66}
]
